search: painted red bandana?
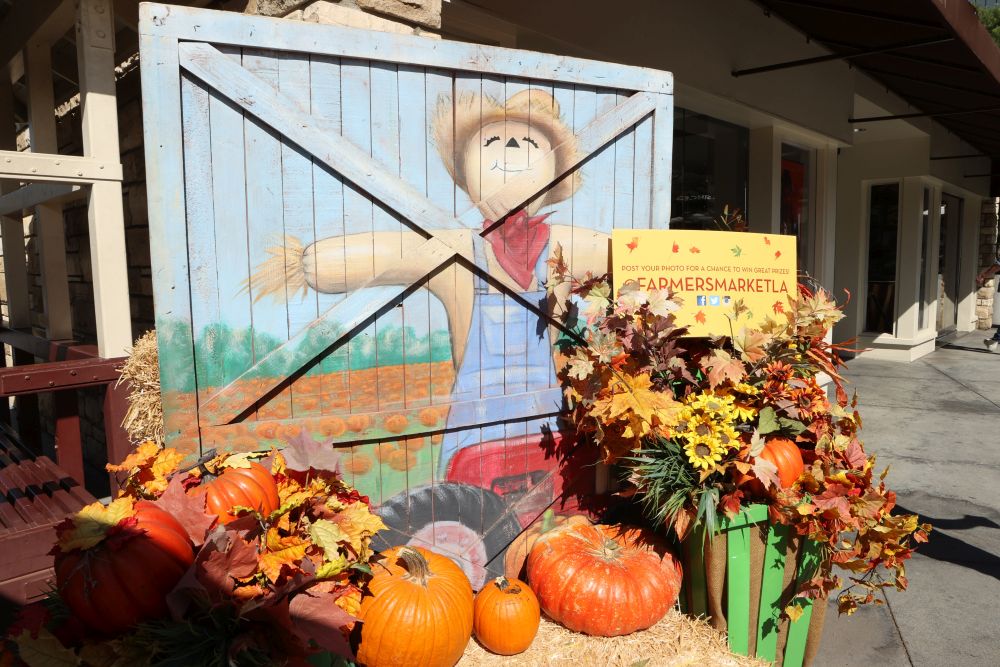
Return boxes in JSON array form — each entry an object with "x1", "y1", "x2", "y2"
[{"x1": 482, "y1": 210, "x2": 551, "y2": 290}]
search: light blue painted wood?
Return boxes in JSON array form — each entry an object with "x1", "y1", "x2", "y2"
[
  {"x1": 209, "y1": 47, "x2": 252, "y2": 388},
  {"x1": 340, "y1": 57, "x2": 377, "y2": 415},
  {"x1": 631, "y1": 114, "x2": 654, "y2": 229},
  {"x1": 278, "y1": 52, "x2": 320, "y2": 419},
  {"x1": 613, "y1": 91, "x2": 636, "y2": 230},
  {"x1": 308, "y1": 54, "x2": 349, "y2": 410},
  {"x1": 651, "y1": 97, "x2": 674, "y2": 228},
  {"x1": 590, "y1": 89, "x2": 619, "y2": 236},
  {"x1": 241, "y1": 48, "x2": 292, "y2": 421},
  {"x1": 139, "y1": 32, "x2": 196, "y2": 451},
  {"x1": 571, "y1": 84, "x2": 597, "y2": 274},
  {"x1": 140, "y1": 3, "x2": 674, "y2": 94},
  {"x1": 396, "y1": 64, "x2": 432, "y2": 411},
  {"x1": 181, "y1": 74, "x2": 220, "y2": 407}
]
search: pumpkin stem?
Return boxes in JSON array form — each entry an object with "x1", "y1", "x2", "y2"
[
  {"x1": 494, "y1": 576, "x2": 521, "y2": 594},
  {"x1": 540, "y1": 509, "x2": 556, "y2": 533},
  {"x1": 397, "y1": 547, "x2": 431, "y2": 586}
]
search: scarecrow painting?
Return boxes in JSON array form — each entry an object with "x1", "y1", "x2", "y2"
[{"x1": 250, "y1": 89, "x2": 611, "y2": 586}]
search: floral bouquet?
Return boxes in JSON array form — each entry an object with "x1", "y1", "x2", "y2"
[{"x1": 551, "y1": 255, "x2": 929, "y2": 616}]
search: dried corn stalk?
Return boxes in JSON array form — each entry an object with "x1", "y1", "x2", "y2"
[{"x1": 116, "y1": 330, "x2": 164, "y2": 445}]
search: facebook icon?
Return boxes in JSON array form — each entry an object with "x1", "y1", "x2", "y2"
[{"x1": 696, "y1": 295, "x2": 707, "y2": 306}]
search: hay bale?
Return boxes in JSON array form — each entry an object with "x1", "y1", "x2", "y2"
[
  {"x1": 117, "y1": 330, "x2": 164, "y2": 445},
  {"x1": 459, "y1": 610, "x2": 768, "y2": 667}
]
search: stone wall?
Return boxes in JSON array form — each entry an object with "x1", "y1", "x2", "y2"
[{"x1": 977, "y1": 198, "x2": 1000, "y2": 330}]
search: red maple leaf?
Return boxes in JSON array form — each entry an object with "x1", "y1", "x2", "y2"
[
  {"x1": 772, "y1": 300, "x2": 784, "y2": 314},
  {"x1": 694, "y1": 310, "x2": 707, "y2": 324},
  {"x1": 775, "y1": 250, "x2": 782, "y2": 259},
  {"x1": 764, "y1": 236, "x2": 771, "y2": 245},
  {"x1": 626, "y1": 236, "x2": 639, "y2": 253},
  {"x1": 690, "y1": 246, "x2": 701, "y2": 254},
  {"x1": 672, "y1": 242, "x2": 679, "y2": 253}
]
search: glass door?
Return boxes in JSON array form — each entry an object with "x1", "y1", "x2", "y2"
[{"x1": 937, "y1": 193, "x2": 963, "y2": 332}]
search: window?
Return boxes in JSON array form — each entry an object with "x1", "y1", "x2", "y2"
[
  {"x1": 780, "y1": 143, "x2": 812, "y2": 274},
  {"x1": 865, "y1": 183, "x2": 900, "y2": 334},
  {"x1": 670, "y1": 108, "x2": 749, "y2": 229},
  {"x1": 918, "y1": 187, "x2": 931, "y2": 330}
]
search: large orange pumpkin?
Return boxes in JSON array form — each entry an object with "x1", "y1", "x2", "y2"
[
  {"x1": 356, "y1": 546, "x2": 473, "y2": 667},
  {"x1": 473, "y1": 576, "x2": 540, "y2": 655},
  {"x1": 503, "y1": 510, "x2": 591, "y2": 581},
  {"x1": 200, "y1": 462, "x2": 280, "y2": 524},
  {"x1": 55, "y1": 501, "x2": 195, "y2": 635},
  {"x1": 760, "y1": 437, "x2": 804, "y2": 488},
  {"x1": 527, "y1": 523, "x2": 682, "y2": 637}
]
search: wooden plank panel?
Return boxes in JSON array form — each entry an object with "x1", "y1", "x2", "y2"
[
  {"x1": 141, "y1": 3, "x2": 674, "y2": 94},
  {"x1": 181, "y1": 73, "x2": 220, "y2": 414},
  {"x1": 783, "y1": 537, "x2": 824, "y2": 666},
  {"x1": 208, "y1": 47, "x2": 252, "y2": 390},
  {"x1": 756, "y1": 522, "x2": 790, "y2": 662},
  {"x1": 308, "y1": 54, "x2": 349, "y2": 418},
  {"x1": 242, "y1": 49, "x2": 292, "y2": 425},
  {"x1": 340, "y1": 58, "x2": 377, "y2": 417},
  {"x1": 613, "y1": 91, "x2": 636, "y2": 230},
  {"x1": 726, "y1": 524, "x2": 752, "y2": 656},
  {"x1": 651, "y1": 96, "x2": 674, "y2": 228},
  {"x1": 139, "y1": 33, "x2": 198, "y2": 453},
  {"x1": 632, "y1": 113, "x2": 654, "y2": 229},
  {"x1": 590, "y1": 88, "x2": 619, "y2": 236},
  {"x1": 278, "y1": 52, "x2": 320, "y2": 421}
]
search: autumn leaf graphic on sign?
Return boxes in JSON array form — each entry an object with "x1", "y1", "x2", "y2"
[
  {"x1": 773, "y1": 300, "x2": 785, "y2": 314},
  {"x1": 764, "y1": 236, "x2": 771, "y2": 245},
  {"x1": 731, "y1": 245, "x2": 742, "y2": 257},
  {"x1": 672, "y1": 242, "x2": 679, "y2": 253},
  {"x1": 775, "y1": 250, "x2": 782, "y2": 260},
  {"x1": 689, "y1": 246, "x2": 701, "y2": 254},
  {"x1": 694, "y1": 310, "x2": 707, "y2": 324},
  {"x1": 626, "y1": 236, "x2": 639, "y2": 253}
]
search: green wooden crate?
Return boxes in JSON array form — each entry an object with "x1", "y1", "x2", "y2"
[{"x1": 682, "y1": 504, "x2": 824, "y2": 667}]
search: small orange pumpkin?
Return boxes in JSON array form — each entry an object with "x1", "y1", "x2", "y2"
[
  {"x1": 200, "y1": 462, "x2": 280, "y2": 524},
  {"x1": 760, "y1": 437, "x2": 804, "y2": 488},
  {"x1": 356, "y1": 546, "x2": 473, "y2": 667},
  {"x1": 473, "y1": 576, "x2": 539, "y2": 655}
]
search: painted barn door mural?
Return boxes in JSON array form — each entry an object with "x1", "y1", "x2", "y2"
[{"x1": 139, "y1": 3, "x2": 673, "y2": 587}]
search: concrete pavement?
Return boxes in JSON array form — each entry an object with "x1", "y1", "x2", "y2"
[{"x1": 814, "y1": 330, "x2": 1000, "y2": 667}]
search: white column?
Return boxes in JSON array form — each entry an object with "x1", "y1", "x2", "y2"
[
  {"x1": 748, "y1": 126, "x2": 778, "y2": 234},
  {"x1": 25, "y1": 38, "x2": 73, "y2": 340},
  {"x1": 77, "y1": 0, "x2": 131, "y2": 357},
  {"x1": 0, "y1": 70, "x2": 30, "y2": 330}
]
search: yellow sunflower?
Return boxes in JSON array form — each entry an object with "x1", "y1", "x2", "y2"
[
  {"x1": 687, "y1": 392, "x2": 735, "y2": 417},
  {"x1": 732, "y1": 402, "x2": 757, "y2": 422},
  {"x1": 684, "y1": 438, "x2": 726, "y2": 471},
  {"x1": 733, "y1": 382, "x2": 760, "y2": 396},
  {"x1": 715, "y1": 423, "x2": 742, "y2": 450}
]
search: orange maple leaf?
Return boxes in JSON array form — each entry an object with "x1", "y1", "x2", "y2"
[
  {"x1": 775, "y1": 250, "x2": 782, "y2": 259},
  {"x1": 699, "y1": 349, "x2": 747, "y2": 389},
  {"x1": 672, "y1": 242, "x2": 679, "y2": 253},
  {"x1": 259, "y1": 527, "x2": 311, "y2": 583},
  {"x1": 690, "y1": 246, "x2": 701, "y2": 254},
  {"x1": 773, "y1": 300, "x2": 785, "y2": 314},
  {"x1": 694, "y1": 310, "x2": 707, "y2": 324},
  {"x1": 764, "y1": 236, "x2": 771, "y2": 245},
  {"x1": 626, "y1": 236, "x2": 639, "y2": 253}
]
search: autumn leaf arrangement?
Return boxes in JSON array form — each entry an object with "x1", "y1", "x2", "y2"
[
  {"x1": 7, "y1": 437, "x2": 384, "y2": 666},
  {"x1": 552, "y1": 264, "x2": 930, "y2": 617}
]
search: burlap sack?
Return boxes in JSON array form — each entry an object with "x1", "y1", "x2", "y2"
[{"x1": 685, "y1": 524, "x2": 827, "y2": 667}]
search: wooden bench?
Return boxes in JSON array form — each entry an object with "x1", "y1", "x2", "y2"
[{"x1": 0, "y1": 421, "x2": 95, "y2": 605}]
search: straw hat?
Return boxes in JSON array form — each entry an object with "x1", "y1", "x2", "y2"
[{"x1": 433, "y1": 88, "x2": 582, "y2": 207}]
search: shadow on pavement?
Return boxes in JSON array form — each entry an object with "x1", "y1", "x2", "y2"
[{"x1": 896, "y1": 504, "x2": 1000, "y2": 582}]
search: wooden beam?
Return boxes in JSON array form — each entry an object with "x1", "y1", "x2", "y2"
[
  {"x1": 25, "y1": 39, "x2": 73, "y2": 341},
  {"x1": 0, "y1": 151, "x2": 122, "y2": 183},
  {"x1": 0, "y1": 183, "x2": 85, "y2": 217},
  {"x1": 78, "y1": 0, "x2": 132, "y2": 358}
]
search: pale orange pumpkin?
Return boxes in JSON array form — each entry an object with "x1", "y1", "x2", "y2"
[
  {"x1": 503, "y1": 510, "x2": 591, "y2": 581},
  {"x1": 356, "y1": 546, "x2": 473, "y2": 667},
  {"x1": 473, "y1": 576, "x2": 539, "y2": 655}
]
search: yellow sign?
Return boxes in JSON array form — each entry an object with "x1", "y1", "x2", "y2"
[{"x1": 611, "y1": 229, "x2": 797, "y2": 337}]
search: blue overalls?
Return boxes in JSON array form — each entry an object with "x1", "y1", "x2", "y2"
[{"x1": 438, "y1": 234, "x2": 560, "y2": 475}]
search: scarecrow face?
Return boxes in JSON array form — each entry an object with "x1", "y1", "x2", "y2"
[{"x1": 461, "y1": 120, "x2": 557, "y2": 217}]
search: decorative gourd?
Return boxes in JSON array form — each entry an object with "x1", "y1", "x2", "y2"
[
  {"x1": 473, "y1": 576, "x2": 540, "y2": 655},
  {"x1": 526, "y1": 522, "x2": 682, "y2": 637},
  {"x1": 356, "y1": 546, "x2": 473, "y2": 667},
  {"x1": 503, "y1": 509, "x2": 591, "y2": 580},
  {"x1": 200, "y1": 462, "x2": 280, "y2": 524},
  {"x1": 55, "y1": 501, "x2": 195, "y2": 635},
  {"x1": 760, "y1": 437, "x2": 804, "y2": 488}
]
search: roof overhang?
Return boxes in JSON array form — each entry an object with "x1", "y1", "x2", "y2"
[{"x1": 745, "y1": 0, "x2": 1000, "y2": 196}]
